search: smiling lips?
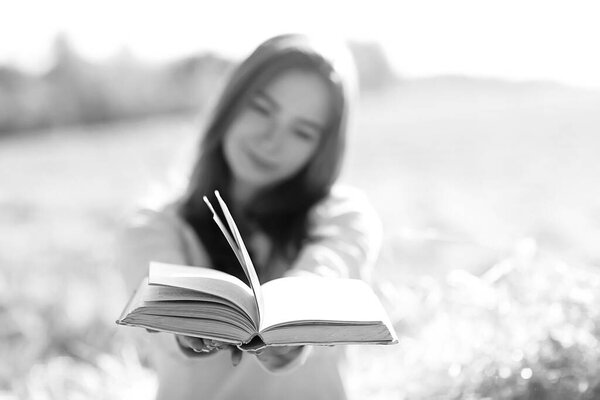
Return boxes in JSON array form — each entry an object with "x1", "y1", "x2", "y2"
[{"x1": 244, "y1": 144, "x2": 278, "y2": 170}]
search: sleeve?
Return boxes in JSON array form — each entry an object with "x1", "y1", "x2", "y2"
[
  {"x1": 259, "y1": 187, "x2": 381, "y2": 374},
  {"x1": 114, "y1": 206, "x2": 211, "y2": 362},
  {"x1": 117, "y1": 208, "x2": 189, "y2": 294},
  {"x1": 286, "y1": 186, "x2": 383, "y2": 282}
]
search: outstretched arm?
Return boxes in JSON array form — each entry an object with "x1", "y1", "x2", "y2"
[
  {"x1": 288, "y1": 186, "x2": 382, "y2": 281},
  {"x1": 256, "y1": 186, "x2": 382, "y2": 373},
  {"x1": 115, "y1": 206, "x2": 236, "y2": 362}
]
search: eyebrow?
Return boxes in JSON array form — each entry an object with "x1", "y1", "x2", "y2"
[{"x1": 256, "y1": 90, "x2": 326, "y2": 131}]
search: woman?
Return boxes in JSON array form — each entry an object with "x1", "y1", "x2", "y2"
[{"x1": 117, "y1": 33, "x2": 382, "y2": 400}]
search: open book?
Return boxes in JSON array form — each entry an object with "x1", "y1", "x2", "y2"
[{"x1": 117, "y1": 191, "x2": 397, "y2": 349}]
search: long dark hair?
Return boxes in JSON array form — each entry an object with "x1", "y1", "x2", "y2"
[{"x1": 179, "y1": 34, "x2": 356, "y2": 283}]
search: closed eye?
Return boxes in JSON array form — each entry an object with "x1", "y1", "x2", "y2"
[
  {"x1": 295, "y1": 119, "x2": 323, "y2": 141},
  {"x1": 248, "y1": 99, "x2": 271, "y2": 115},
  {"x1": 294, "y1": 127, "x2": 319, "y2": 141},
  {"x1": 248, "y1": 91, "x2": 278, "y2": 116}
]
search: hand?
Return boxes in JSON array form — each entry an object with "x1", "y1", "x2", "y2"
[
  {"x1": 176, "y1": 335, "x2": 228, "y2": 353},
  {"x1": 253, "y1": 345, "x2": 305, "y2": 371},
  {"x1": 174, "y1": 335, "x2": 243, "y2": 366}
]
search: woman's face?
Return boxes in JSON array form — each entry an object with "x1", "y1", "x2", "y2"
[{"x1": 223, "y1": 69, "x2": 333, "y2": 191}]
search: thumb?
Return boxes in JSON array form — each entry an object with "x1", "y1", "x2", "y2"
[{"x1": 231, "y1": 347, "x2": 243, "y2": 366}]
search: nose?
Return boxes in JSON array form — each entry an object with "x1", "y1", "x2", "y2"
[{"x1": 259, "y1": 117, "x2": 284, "y2": 152}]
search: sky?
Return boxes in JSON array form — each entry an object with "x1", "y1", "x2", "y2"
[{"x1": 1, "y1": 0, "x2": 599, "y2": 89}]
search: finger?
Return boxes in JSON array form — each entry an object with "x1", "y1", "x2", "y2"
[
  {"x1": 204, "y1": 339, "x2": 227, "y2": 350},
  {"x1": 258, "y1": 345, "x2": 299, "y2": 357},
  {"x1": 231, "y1": 348, "x2": 243, "y2": 366},
  {"x1": 178, "y1": 336, "x2": 210, "y2": 352},
  {"x1": 255, "y1": 348, "x2": 264, "y2": 355}
]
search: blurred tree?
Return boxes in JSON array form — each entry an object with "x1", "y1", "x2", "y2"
[
  {"x1": 162, "y1": 53, "x2": 233, "y2": 113},
  {"x1": 0, "y1": 66, "x2": 28, "y2": 92},
  {"x1": 44, "y1": 34, "x2": 114, "y2": 126},
  {"x1": 0, "y1": 34, "x2": 236, "y2": 135},
  {"x1": 348, "y1": 40, "x2": 398, "y2": 92},
  {"x1": 0, "y1": 66, "x2": 31, "y2": 133}
]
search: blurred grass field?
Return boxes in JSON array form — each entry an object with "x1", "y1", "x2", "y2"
[{"x1": 2, "y1": 79, "x2": 600, "y2": 399}]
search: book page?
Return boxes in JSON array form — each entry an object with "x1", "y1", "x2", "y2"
[
  {"x1": 259, "y1": 277, "x2": 390, "y2": 332},
  {"x1": 205, "y1": 192, "x2": 265, "y2": 327},
  {"x1": 117, "y1": 277, "x2": 148, "y2": 322},
  {"x1": 148, "y1": 262, "x2": 258, "y2": 327}
]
